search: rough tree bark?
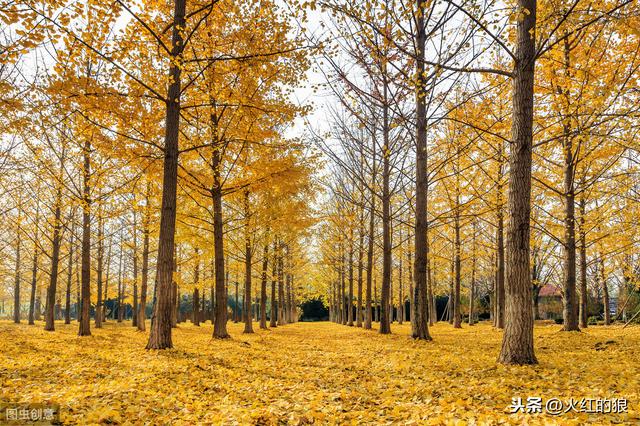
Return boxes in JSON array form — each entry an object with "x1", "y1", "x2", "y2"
[
  {"x1": 65, "y1": 227, "x2": 74, "y2": 325},
  {"x1": 411, "y1": 0, "x2": 432, "y2": 340},
  {"x1": 243, "y1": 190, "x2": 254, "y2": 334},
  {"x1": 497, "y1": 0, "x2": 538, "y2": 365},
  {"x1": 146, "y1": 0, "x2": 186, "y2": 349},
  {"x1": 270, "y1": 239, "x2": 278, "y2": 327},
  {"x1": 78, "y1": 138, "x2": 92, "y2": 336},
  {"x1": 138, "y1": 187, "x2": 151, "y2": 331},
  {"x1": 578, "y1": 199, "x2": 588, "y2": 328},
  {"x1": 259, "y1": 237, "x2": 269, "y2": 329}
]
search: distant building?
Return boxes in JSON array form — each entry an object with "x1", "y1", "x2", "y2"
[{"x1": 538, "y1": 284, "x2": 562, "y2": 320}]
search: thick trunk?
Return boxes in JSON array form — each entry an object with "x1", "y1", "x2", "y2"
[
  {"x1": 146, "y1": 0, "x2": 186, "y2": 349},
  {"x1": 411, "y1": 0, "x2": 431, "y2": 340},
  {"x1": 497, "y1": 0, "x2": 537, "y2": 365}
]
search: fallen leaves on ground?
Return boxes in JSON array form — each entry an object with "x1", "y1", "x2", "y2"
[{"x1": 1, "y1": 320, "x2": 638, "y2": 425}]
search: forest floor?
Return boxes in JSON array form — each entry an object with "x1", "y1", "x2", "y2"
[{"x1": 1, "y1": 320, "x2": 639, "y2": 425}]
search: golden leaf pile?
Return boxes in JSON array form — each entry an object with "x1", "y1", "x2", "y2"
[{"x1": 1, "y1": 321, "x2": 638, "y2": 425}]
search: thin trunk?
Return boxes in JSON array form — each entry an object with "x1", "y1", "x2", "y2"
[
  {"x1": 65, "y1": 228, "x2": 74, "y2": 325},
  {"x1": 270, "y1": 239, "x2": 278, "y2": 327},
  {"x1": 95, "y1": 212, "x2": 103, "y2": 328},
  {"x1": 13, "y1": 214, "x2": 22, "y2": 324},
  {"x1": 193, "y1": 248, "x2": 200, "y2": 326},
  {"x1": 243, "y1": 191, "x2": 253, "y2": 334},
  {"x1": 347, "y1": 228, "x2": 354, "y2": 326},
  {"x1": 278, "y1": 244, "x2": 286, "y2": 325},
  {"x1": 600, "y1": 256, "x2": 610, "y2": 325},
  {"x1": 380, "y1": 80, "x2": 392, "y2": 335},
  {"x1": 78, "y1": 138, "x2": 91, "y2": 336},
  {"x1": 469, "y1": 223, "x2": 477, "y2": 325},
  {"x1": 117, "y1": 242, "x2": 123, "y2": 322},
  {"x1": 132, "y1": 210, "x2": 139, "y2": 327},
  {"x1": 28, "y1": 199, "x2": 40, "y2": 325},
  {"x1": 260, "y1": 236, "x2": 269, "y2": 329},
  {"x1": 138, "y1": 186, "x2": 151, "y2": 331},
  {"x1": 211, "y1": 124, "x2": 229, "y2": 339},
  {"x1": 578, "y1": 199, "x2": 588, "y2": 328},
  {"x1": 453, "y1": 207, "x2": 462, "y2": 328},
  {"x1": 45, "y1": 185, "x2": 63, "y2": 331},
  {"x1": 364, "y1": 131, "x2": 376, "y2": 330}
]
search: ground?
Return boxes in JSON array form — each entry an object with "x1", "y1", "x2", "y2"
[{"x1": 1, "y1": 320, "x2": 638, "y2": 425}]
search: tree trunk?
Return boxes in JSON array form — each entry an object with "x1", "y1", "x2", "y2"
[
  {"x1": 364, "y1": 138, "x2": 375, "y2": 330},
  {"x1": 398, "y1": 236, "x2": 403, "y2": 325},
  {"x1": 600, "y1": 256, "x2": 610, "y2": 325},
  {"x1": 146, "y1": 0, "x2": 186, "y2": 349},
  {"x1": 95, "y1": 213, "x2": 103, "y2": 328},
  {"x1": 211, "y1": 134, "x2": 229, "y2": 339},
  {"x1": 411, "y1": 0, "x2": 431, "y2": 340},
  {"x1": 259, "y1": 237, "x2": 269, "y2": 329},
  {"x1": 562, "y1": 133, "x2": 579, "y2": 331},
  {"x1": 356, "y1": 220, "x2": 364, "y2": 327},
  {"x1": 117, "y1": 243, "x2": 123, "y2": 322},
  {"x1": 138, "y1": 188, "x2": 150, "y2": 331},
  {"x1": 28, "y1": 201, "x2": 40, "y2": 325},
  {"x1": 78, "y1": 138, "x2": 92, "y2": 336},
  {"x1": 453, "y1": 209, "x2": 462, "y2": 328},
  {"x1": 496, "y1": 205, "x2": 505, "y2": 328},
  {"x1": 578, "y1": 199, "x2": 588, "y2": 328},
  {"x1": 380, "y1": 75, "x2": 392, "y2": 335},
  {"x1": 243, "y1": 191, "x2": 254, "y2": 333},
  {"x1": 497, "y1": 0, "x2": 538, "y2": 365},
  {"x1": 270, "y1": 239, "x2": 278, "y2": 327},
  {"x1": 13, "y1": 212, "x2": 22, "y2": 324},
  {"x1": 65, "y1": 228, "x2": 74, "y2": 325},
  {"x1": 132, "y1": 211, "x2": 139, "y2": 328},
  {"x1": 193, "y1": 248, "x2": 200, "y2": 326},
  {"x1": 469, "y1": 223, "x2": 476, "y2": 325},
  {"x1": 278, "y1": 244, "x2": 286, "y2": 326},
  {"x1": 347, "y1": 228, "x2": 354, "y2": 326}
]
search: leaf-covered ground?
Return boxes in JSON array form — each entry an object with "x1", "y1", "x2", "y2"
[{"x1": 1, "y1": 320, "x2": 638, "y2": 425}]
